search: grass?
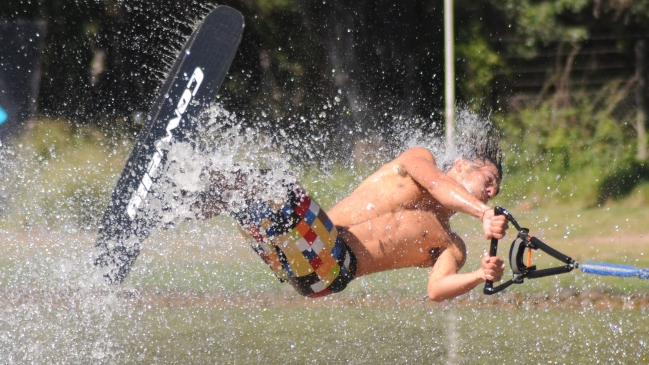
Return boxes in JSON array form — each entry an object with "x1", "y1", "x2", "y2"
[
  {"x1": 1, "y1": 119, "x2": 132, "y2": 229},
  {"x1": 2, "y1": 198, "x2": 647, "y2": 298}
]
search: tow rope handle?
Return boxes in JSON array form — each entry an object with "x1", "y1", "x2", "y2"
[
  {"x1": 483, "y1": 207, "x2": 517, "y2": 295},
  {"x1": 482, "y1": 207, "x2": 578, "y2": 295}
]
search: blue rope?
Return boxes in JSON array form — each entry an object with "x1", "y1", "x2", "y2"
[{"x1": 581, "y1": 262, "x2": 649, "y2": 279}]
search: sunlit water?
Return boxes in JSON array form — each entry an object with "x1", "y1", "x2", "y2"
[{"x1": 1, "y1": 225, "x2": 649, "y2": 364}]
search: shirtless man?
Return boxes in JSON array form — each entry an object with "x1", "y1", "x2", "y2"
[
  {"x1": 199, "y1": 145, "x2": 508, "y2": 301},
  {"x1": 328, "y1": 147, "x2": 507, "y2": 301}
]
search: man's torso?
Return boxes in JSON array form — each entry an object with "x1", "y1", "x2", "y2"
[{"x1": 327, "y1": 154, "x2": 463, "y2": 277}]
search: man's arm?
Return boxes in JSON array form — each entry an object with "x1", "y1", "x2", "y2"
[
  {"x1": 397, "y1": 147, "x2": 505, "y2": 239},
  {"x1": 427, "y1": 245, "x2": 505, "y2": 301}
]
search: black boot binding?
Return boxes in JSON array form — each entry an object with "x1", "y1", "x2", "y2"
[{"x1": 483, "y1": 207, "x2": 580, "y2": 295}]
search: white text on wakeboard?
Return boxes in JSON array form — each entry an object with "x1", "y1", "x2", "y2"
[{"x1": 126, "y1": 67, "x2": 204, "y2": 220}]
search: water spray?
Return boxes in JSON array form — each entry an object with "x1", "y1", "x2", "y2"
[{"x1": 483, "y1": 206, "x2": 649, "y2": 295}]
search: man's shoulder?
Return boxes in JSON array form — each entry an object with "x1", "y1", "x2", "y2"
[
  {"x1": 398, "y1": 147, "x2": 435, "y2": 161},
  {"x1": 392, "y1": 147, "x2": 438, "y2": 173}
]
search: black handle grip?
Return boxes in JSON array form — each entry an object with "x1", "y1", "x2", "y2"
[
  {"x1": 483, "y1": 237, "x2": 499, "y2": 294},
  {"x1": 483, "y1": 207, "x2": 504, "y2": 295}
]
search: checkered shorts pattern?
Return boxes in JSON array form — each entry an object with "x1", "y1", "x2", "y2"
[{"x1": 234, "y1": 183, "x2": 357, "y2": 297}]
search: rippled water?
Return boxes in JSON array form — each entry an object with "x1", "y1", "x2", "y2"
[{"x1": 0, "y1": 225, "x2": 647, "y2": 364}]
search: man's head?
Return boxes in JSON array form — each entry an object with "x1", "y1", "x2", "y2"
[
  {"x1": 450, "y1": 159, "x2": 501, "y2": 203},
  {"x1": 441, "y1": 115, "x2": 503, "y2": 203},
  {"x1": 438, "y1": 112, "x2": 503, "y2": 178}
]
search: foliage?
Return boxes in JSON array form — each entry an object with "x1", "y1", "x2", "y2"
[
  {"x1": 493, "y1": 0, "x2": 589, "y2": 56},
  {"x1": 478, "y1": 0, "x2": 649, "y2": 203},
  {"x1": 456, "y1": 21, "x2": 504, "y2": 111},
  {"x1": 498, "y1": 80, "x2": 639, "y2": 206},
  {"x1": 2, "y1": 0, "x2": 649, "y2": 205}
]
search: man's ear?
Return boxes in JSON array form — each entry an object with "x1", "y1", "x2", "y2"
[{"x1": 452, "y1": 159, "x2": 466, "y2": 173}]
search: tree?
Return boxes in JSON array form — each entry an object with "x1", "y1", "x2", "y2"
[{"x1": 488, "y1": 0, "x2": 649, "y2": 163}]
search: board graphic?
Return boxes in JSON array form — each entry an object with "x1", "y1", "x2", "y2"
[{"x1": 95, "y1": 6, "x2": 244, "y2": 284}]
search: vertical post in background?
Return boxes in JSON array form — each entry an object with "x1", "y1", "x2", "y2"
[
  {"x1": 636, "y1": 38, "x2": 647, "y2": 162},
  {"x1": 444, "y1": 0, "x2": 455, "y2": 147},
  {"x1": 445, "y1": 311, "x2": 460, "y2": 365}
]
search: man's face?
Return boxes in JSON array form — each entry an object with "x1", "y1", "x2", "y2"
[{"x1": 455, "y1": 160, "x2": 501, "y2": 203}]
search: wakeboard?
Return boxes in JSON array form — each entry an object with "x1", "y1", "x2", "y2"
[{"x1": 95, "y1": 6, "x2": 244, "y2": 284}]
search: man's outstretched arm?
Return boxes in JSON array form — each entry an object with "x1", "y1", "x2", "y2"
[{"x1": 427, "y1": 248, "x2": 504, "y2": 302}]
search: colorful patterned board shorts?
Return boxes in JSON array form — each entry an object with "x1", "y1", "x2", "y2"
[{"x1": 233, "y1": 183, "x2": 357, "y2": 297}]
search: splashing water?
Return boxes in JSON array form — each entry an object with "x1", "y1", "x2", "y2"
[
  {"x1": 389, "y1": 107, "x2": 501, "y2": 175},
  {"x1": 135, "y1": 103, "x2": 298, "y2": 230},
  {"x1": 0, "y1": 104, "x2": 489, "y2": 362}
]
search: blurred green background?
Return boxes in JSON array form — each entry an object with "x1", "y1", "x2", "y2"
[
  {"x1": 1, "y1": 3, "x2": 649, "y2": 362},
  {"x1": 2, "y1": 0, "x2": 649, "y2": 217}
]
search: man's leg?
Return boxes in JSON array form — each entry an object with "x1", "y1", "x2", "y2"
[
  {"x1": 230, "y1": 182, "x2": 357, "y2": 297},
  {"x1": 195, "y1": 167, "x2": 356, "y2": 297}
]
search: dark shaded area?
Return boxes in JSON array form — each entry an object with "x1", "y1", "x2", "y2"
[
  {"x1": 0, "y1": 20, "x2": 46, "y2": 141},
  {"x1": 1, "y1": 0, "x2": 648, "y2": 173},
  {"x1": 0, "y1": 1, "x2": 447, "y2": 132},
  {"x1": 597, "y1": 161, "x2": 649, "y2": 204},
  {"x1": 2, "y1": 1, "x2": 642, "y2": 121},
  {"x1": 1, "y1": 0, "x2": 213, "y2": 127}
]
